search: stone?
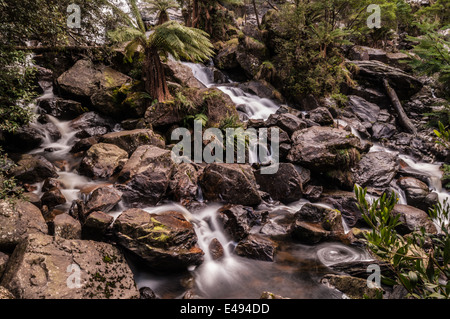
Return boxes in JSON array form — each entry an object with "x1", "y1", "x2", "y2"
[
  {"x1": 1, "y1": 233, "x2": 139, "y2": 299},
  {"x1": 117, "y1": 146, "x2": 175, "y2": 207},
  {"x1": 199, "y1": 163, "x2": 261, "y2": 206},
  {"x1": 38, "y1": 97, "x2": 86, "y2": 120},
  {"x1": 70, "y1": 111, "x2": 116, "y2": 132},
  {"x1": 392, "y1": 204, "x2": 437, "y2": 235},
  {"x1": 114, "y1": 209, "x2": 204, "y2": 271},
  {"x1": 218, "y1": 205, "x2": 259, "y2": 242},
  {"x1": 169, "y1": 163, "x2": 199, "y2": 202},
  {"x1": 346, "y1": 95, "x2": 380, "y2": 125},
  {"x1": 0, "y1": 200, "x2": 48, "y2": 252},
  {"x1": 214, "y1": 39, "x2": 239, "y2": 70},
  {"x1": 308, "y1": 107, "x2": 334, "y2": 126},
  {"x1": 398, "y1": 177, "x2": 430, "y2": 209},
  {"x1": 320, "y1": 190, "x2": 363, "y2": 227},
  {"x1": 289, "y1": 220, "x2": 330, "y2": 244},
  {"x1": 8, "y1": 154, "x2": 58, "y2": 184},
  {"x1": 371, "y1": 122, "x2": 397, "y2": 140},
  {"x1": 265, "y1": 113, "x2": 306, "y2": 136},
  {"x1": 234, "y1": 235, "x2": 277, "y2": 262},
  {"x1": 163, "y1": 59, "x2": 205, "y2": 89},
  {"x1": 100, "y1": 129, "x2": 165, "y2": 155},
  {"x1": 321, "y1": 274, "x2": 383, "y2": 299},
  {"x1": 208, "y1": 238, "x2": 225, "y2": 260},
  {"x1": 255, "y1": 163, "x2": 306, "y2": 204},
  {"x1": 0, "y1": 286, "x2": 14, "y2": 299},
  {"x1": 52, "y1": 213, "x2": 82, "y2": 239},
  {"x1": 41, "y1": 187, "x2": 66, "y2": 208},
  {"x1": 350, "y1": 60, "x2": 423, "y2": 100},
  {"x1": 1, "y1": 126, "x2": 45, "y2": 153},
  {"x1": 85, "y1": 186, "x2": 122, "y2": 215},
  {"x1": 79, "y1": 143, "x2": 128, "y2": 179},
  {"x1": 82, "y1": 211, "x2": 114, "y2": 240},
  {"x1": 0, "y1": 252, "x2": 9, "y2": 278},
  {"x1": 287, "y1": 126, "x2": 362, "y2": 171},
  {"x1": 354, "y1": 151, "x2": 399, "y2": 189},
  {"x1": 260, "y1": 291, "x2": 290, "y2": 299},
  {"x1": 139, "y1": 287, "x2": 157, "y2": 299},
  {"x1": 56, "y1": 59, "x2": 133, "y2": 118}
]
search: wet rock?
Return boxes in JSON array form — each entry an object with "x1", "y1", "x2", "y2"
[
  {"x1": 144, "y1": 102, "x2": 184, "y2": 129},
  {"x1": 218, "y1": 205, "x2": 259, "y2": 241},
  {"x1": 236, "y1": 35, "x2": 268, "y2": 78},
  {"x1": 0, "y1": 200, "x2": 48, "y2": 252},
  {"x1": 22, "y1": 192, "x2": 42, "y2": 209},
  {"x1": 260, "y1": 291, "x2": 290, "y2": 299},
  {"x1": 85, "y1": 186, "x2": 122, "y2": 215},
  {"x1": 79, "y1": 143, "x2": 128, "y2": 179},
  {"x1": 208, "y1": 238, "x2": 225, "y2": 260},
  {"x1": 238, "y1": 80, "x2": 284, "y2": 103},
  {"x1": 139, "y1": 287, "x2": 157, "y2": 299},
  {"x1": 354, "y1": 151, "x2": 399, "y2": 189},
  {"x1": 303, "y1": 185, "x2": 323, "y2": 202},
  {"x1": 346, "y1": 95, "x2": 380, "y2": 126},
  {"x1": 70, "y1": 111, "x2": 116, "y2": 132},
  {"x1": 82, "y1": 211, "x2": 114, "y2": 240},
  {"x1": 259, "y1": 220, "x2": 288, "y2": 239},
  {"x1": 199, "y1": 163, "x2": 262, "y2": 206},
  {"x1": 1, "y1": 126, "x2": 45, "y2": 152},
  {"x1": 169, "y1": 163, "x2": 198, "y2": 202},
  {"x1": 38, "y1": 98, "x2": 86, "y2": 120},
  {"x1": 350, "y1": 60, "x2": 423, "y2": 100},
  {"x1": 308, "y1": 107, "x2": 334, "y2": 126},
  {"x1": 200, "y1": 88, "x2": 240, "y2": 127},
  {"x1": 0, "y1": 286, "x2": 14, "y2": 299},
  {"x1": 321, "y1": 274, "x2": 383, "y2": 299},
  {"x1": 100, "y1": 129, "x2": 165, "y2": 155},
  {"x1": 295, "y1": 203, "x2": 331, "y2": 224},
  {"x1": 349, "y1": 45, "x2": 387, "y2": 63},
  {"x1": 70, "y1": 136, "x2": 100, "y2": 154},
  {"x1": 56, "y1": 59, "x2": 133, "y2": 118},
  {"x1": 41, "y1": 187, "x2": 66, "y2": 209},
  {"x1": 235, "y1": 235, "x2": 277, "y2": 262},
  {"x1": 265, "y1": 113, "x2": 306, "y2": 136},
  {"x1": 255, "y1": 163, "x2": 306, "y2": 204},
  {"x1": 398, "y1": 177, "x2": 431, "y2": 209},
  {"x1": 320, "y1": 190, "x2": 362, "y2": 227},
  {"x1": 214, "y1": 39, "x2": 239, "y2": 70},
  {"x1": 371, "y1": 122, "x2": 397, "y2": 140},
  {"x1": 1, "y1": 233, "x2": 139, "y2": 299},
  {"x1": 0, "y1": 252, "x2": 9, "y2": 278},
  {"x1": 164, "y1": 60, "x2": 205, "y2": 89},
  {"x1": 8, "y1": 154, "x2": 58, "y2": 184},
  {"x1": 52, "y1": 213, "x2": 82, "y2": 239},
  {"x1": 392, "y1": 204, "x2": 437, "y2": 235},
  {"x1": 287, "y1": 126, "x2": 362, "y2": 171},
  {"x1": 117, "y1": 145, "x2": 175, "y2": 207},
  {"x1": 114, "y1": 209, "x2": 204, "y2": 271},
  {"x1": 289, "y1": 220, "x2": 330, "y2": 244}
]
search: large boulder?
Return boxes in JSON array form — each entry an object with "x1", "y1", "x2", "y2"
[
  {"x1": 79, "y1": 143, "x2": 128, "y2": 179},
  {"x1": 265, "y1": 113, "x2": 307, "y2": 136},
  {"x1": 1, "y1": 233, "x2": 139, "y2": 299},
  {"x1": 218, "y1": 205, "x2": 260, "y2": 241},
  {"x1": 255, "y1": 163, "x2": 307, "y2": 203},
  {"x1": 168, "y1": 163, "x2": 199, "y2": 202},
  {"x1": 350, "y1": 60, "x2": 423, "y2": 100},
  {"x1": 287, "y1": 126, "x2": 362, "y2": 171},
  {"x1": 56, "y1": 59, "x2": 132, "y2": 118},
  {"x1": 235, "y1": 235, "x2": 277, "y2": 262},
  {"x1": 0, "y1": 200, "x2": 48, "y2": 252},
  {"x1": 52, "y1": 213, "x2": 82, "y2": 240},
  {"x1": 214, "y1": 39, "x2": 240, "y2": 70},
  {"x1": 346, "y1": 95, "x2": 380, "y2": 127},
  {"x1": 84, "y1": 186, "x2": 122, "y2": 215},
  {"x1": 163, "y1": 60, "x2": 205, "y2": 89},
  {"x1": 8, "y1": 154, "x2": 58, "y2": 184},
  {"x1": 114, "y1": 209, "x2": 204, "y2": 271},
  {"x1": 354, "y1": 151, "x2": 399, "y2": 189},
  {"x1": 116, "y1": 145, "x2": 175, "y2": 207},
  {"x1": 100, "y1": 129, "x2": 165, "y2": 155},
  {"x1": 38, "y1": 97, "x2": 86, "y2": 120},
  {"x1": 392, "y1": 204, "x2": 437, "y2": 235},
  {"x1": 199, "y1": 163, "x2": 262, "y2": 206},
  {"x1": 398, "y1": 177, "x2": 435, "y2": 210},
  {"x1": 236, "y1": 36, "x2": 268, "y2": 78},
  {"x1": 1, "y1": 126, "x2": 45, "y2": 153}
]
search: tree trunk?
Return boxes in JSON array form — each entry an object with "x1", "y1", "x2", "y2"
[
  {"x1": 157, "y1": 10, "x2": 169, "y2": 25},
  {"x1": 252, "y1": 0, "x2": 261, "y2": 30},
  {"x1": 144, "y1": 46, "x2": 172, "y2": 102},
  {"x1": 383, "y1": 79, "x2": 417, "y2": 135}
]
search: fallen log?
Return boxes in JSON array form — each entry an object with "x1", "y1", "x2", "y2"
[{"x1": 383, "y1": 78, "x2": 417, "y2": 135}]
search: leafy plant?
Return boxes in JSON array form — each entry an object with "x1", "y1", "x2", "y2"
[
  {"x1": 0, "y1": 147, "x2": 23, "y2": 202},
  {"x1": 355, "y1": 185, "x2": 450, "y2": 299}
]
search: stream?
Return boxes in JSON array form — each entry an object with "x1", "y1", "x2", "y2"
[{"x1": 23, "y1": 60, "x2": 449, "y2": 299}]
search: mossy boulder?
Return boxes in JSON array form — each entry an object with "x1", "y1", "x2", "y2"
[{"x1": 114, "y1": 209, "x2": 204, "y2": 271}]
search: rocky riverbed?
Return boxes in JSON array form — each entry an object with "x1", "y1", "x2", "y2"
[{"x1": 0, "y1": 5, "x2": 449, "y2": 299}]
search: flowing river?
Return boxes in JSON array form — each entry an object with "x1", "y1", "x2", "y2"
[{"x1": 23, "y1": 60, "x2": 449, "y2": 299}]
